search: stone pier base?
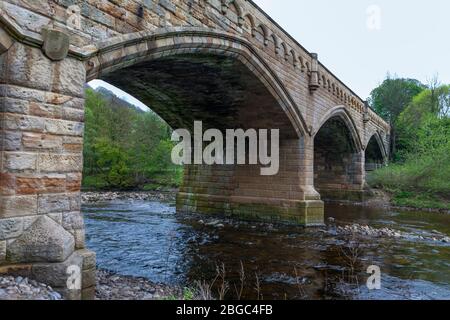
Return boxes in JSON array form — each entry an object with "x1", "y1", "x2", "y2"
[
  {"x1": 0, "y1": 249, "x2": 96, "y2": 300},
  {"x1": 177, "y1": 192, "x2": 325, "y2": 226}
]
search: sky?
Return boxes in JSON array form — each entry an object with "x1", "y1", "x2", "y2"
[
  {"x1": 253, "y1": 0, "x2": 450, "y2": 98},
  {"x1": 88, "y1": 79, "x2": 150, "y2": 112},
  {"x1": 89, "y1": 0, "x2": 450, "y2": 108}
]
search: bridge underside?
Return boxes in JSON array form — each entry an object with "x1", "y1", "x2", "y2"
[{"x1": 102, "y1": 54, "x2": 323, "y2": 225}]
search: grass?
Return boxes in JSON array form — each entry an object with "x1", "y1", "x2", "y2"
[
  {"x1": 164, "y1": 287, "x2": 196, "y2": 301},
  {"x1": 367, "y1": 153, "x2": 450, "y2": 210}
]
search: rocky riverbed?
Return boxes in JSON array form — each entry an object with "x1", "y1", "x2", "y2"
[
  {"x1": 82, "y1": 191, "x2": 176, "y2": 204},
  {"x1": 0, "y1": 271, "x2": 184, "y2": 300},
  {"x1": 329, "y1": 218, "x2": 450, "y2": 244},
  {"x1": 0, "y1": 276, "x2": 62, "y2": 300},
  {"x1": 95, "y1": 270, "x2": 184, "y2": 300}
]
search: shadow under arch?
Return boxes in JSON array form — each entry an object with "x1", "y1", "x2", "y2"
[
  {"x1": 312, "y1": 106, "x2": 363, "y2": 152},
  {"x1": 365, "y1": 132, "x2": 388, "y2": 171},
  {"x1": 85, "y1": 27, "x2": 308, "y2": 137},
  {"x1": 313, "y1": 106, "x2": 366, "y2": 201}
]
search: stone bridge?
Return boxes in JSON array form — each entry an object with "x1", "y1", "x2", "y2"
[{"x1": 0, "y1": 0, "x2": 390, "y2": 299}]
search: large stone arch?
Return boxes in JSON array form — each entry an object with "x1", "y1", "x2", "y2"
[
  {"x1": 85, "y1": 28, "x2": 309, "y2": 137},
  {"x1": 82, "y1": 28, "x2": 324, "y2": 227}
]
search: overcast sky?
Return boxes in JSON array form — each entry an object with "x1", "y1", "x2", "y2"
[
  {"x1": 90, "y1": 0, "x2": 449, "y2": 109},
  {"x1": 254, "y1": 0, "x2": 450, "y2": 98}
]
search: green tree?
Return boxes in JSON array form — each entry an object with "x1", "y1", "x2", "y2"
[
  {"x1": 82, "y1": 87, "x2": 181, "y2": 190},
  {"x1": 368, "y1": 75, "x2": 425, "y2": 158}
]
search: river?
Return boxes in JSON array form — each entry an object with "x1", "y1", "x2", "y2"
[{"x1": 83, "y1": 199, "x2": 450, "y2": 300}]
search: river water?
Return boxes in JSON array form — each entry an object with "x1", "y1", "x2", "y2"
[{"x1": 83, "y1": 199, "x2": 450, "y2": 300}]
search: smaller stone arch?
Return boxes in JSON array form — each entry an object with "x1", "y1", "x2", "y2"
[
  {"x1": 321, "y1": 75, "x2": 327, "y2": 88},
  {"x1": 255, "y1": 23, "x2": 270, "y2": 45},
  {"x1": 242, "y1": 13, "x2": 256, "y2": 36},
  {"x1": 222, "y1": 0, "x2": 244, "y2": 26},
  {"x1": 271, "y1": 33, "x2": 280, "y2": 54},
  {"x1": 313, "y1": 106, "x2": 364, "y2": 152},
  {"x1": 298, "y1": 55, "x2": 306, "y2": 72},
  {"x1": 366, "y1": 131, "x2": 388, "y2": 163},
  {"x1": 290, "y1": 50, "x2": 298, "y2": 67},
  {"x1": 281, "y1": 42, "x2": 290, "y2": 61},
  {"x1": 305, "y1": 61, "x2": 311, "y2": 73}
]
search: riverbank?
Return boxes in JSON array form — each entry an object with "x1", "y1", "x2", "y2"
[
  {"x1": 96, "y1": 270, "x2": 185, "y2": 300},
  {"x1": 82, "y1": 189, "x2": 450, "y2": 214},
  {"x1": 0, "y1": 271, "x2": 185, "y2": 300},
  {"x1": 325, "y1": 190, "x2": 450, "y2": 215},
  {"x1": 82, "y1": 190, "x2": 177, "y2": 204}
]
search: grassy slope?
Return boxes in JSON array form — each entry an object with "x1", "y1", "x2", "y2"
[{"x1": 367, "y1": 155, "x2": 450, "y2": 210}]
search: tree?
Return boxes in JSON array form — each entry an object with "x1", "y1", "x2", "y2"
[{"x1": 368, "y1": 75, "x2": 425, "y2": 158}]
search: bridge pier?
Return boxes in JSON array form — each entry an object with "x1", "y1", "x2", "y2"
[
  {"x1": 0, "y1": 40, "x2": 95, "y2": 299},
  {"x1": 177, "y1": 137, "x2": 324, "y2": 226}
]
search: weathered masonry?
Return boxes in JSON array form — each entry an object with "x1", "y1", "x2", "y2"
[{"x1": 0, "y1": 0, "x2": 390, "y2": 299}]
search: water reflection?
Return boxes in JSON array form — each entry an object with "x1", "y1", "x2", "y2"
[{"x1": 83, "y1": 200, "x2": 450, "y2": 300}]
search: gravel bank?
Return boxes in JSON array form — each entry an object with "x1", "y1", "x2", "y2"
[
  {"x1": 0, "y1": 276, "x2": 62, "y2": 300},
  {"x1": 95, "y1": 270, "x2": 183, "y2": 300},
  {"x1": 82, "y1": 191, "x2": 176, "y2": 204}
]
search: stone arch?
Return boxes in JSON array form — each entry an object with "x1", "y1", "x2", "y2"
[
  {"x1": 313, "y1": 106, "x2": 363, "y2": 152},
  {"x1": 365, "y1": 131, "x2": 388, "y2": 165},
  {"x1": 298, "y1": 55, "x2": 306, "y2": 72},
  {"x1": 290, "y1": 50, "x2": 298, "y2": 67},
  {"x1": 82, "y1": 28, "x2": 321, "y2": 226},
  {"x1": 223, "y1": 0, "x2": 244, "y2": 25},
  {"x1": 313, "y1": 107, "x2": 366, "y2": 200},
  {"x1": 242, "y1": 13, "x2": 256, "y2": 36},
  {"x1": 86, "y1": 28, "x2": 307, "y2": 136},
  {"x1": 281, "y1": 42, "x2": 289, "y2": 61},
  {"x1": 255, "y1": 24, "x2": 269, "y2": 45},
  {"x1": 270, "y1": 33, "x2": 280, "y2": 54}
]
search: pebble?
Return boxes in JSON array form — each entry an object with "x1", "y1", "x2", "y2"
[
  {"x1": 335, "y1": 223, "x2": 450, "y2": 244},
  {"x1": 0, "y1": 276, "x2": 62, "y2": 300},
  {"x1": 95, "y1": 270, "x2": 184, "y2": 300},
  {"x1": 82, "y1": 191, "x2": 176, "y2": 204}
]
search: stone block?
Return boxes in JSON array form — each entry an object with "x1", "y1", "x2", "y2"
[
  {"x1": 44, "y1": 119, "x2": 84, "y2": 137},
  {"x1": 38, "y1": 194, "x2": 71, "y2": 214},
  {"x1": 2, "y1": 131, "x2": 22, "y2": 151},
  {"x1": 78, "y1": 249, "x2": 96, "y2": 271},
  {"x1": 0, "y1": 217, "x2": 24, "y2": 240},
  {"x1": 73, "y1": 229, "x2": 85, "y2": 249},
  {"x1": 6, "y1": 215, "x2": 75, "y2": 263},
  {"x1": 82, "y1": 268, "x2": 96, "y2": 288},
  {"x1": 3, "y1": 113, "x2": 45, "y2": 132},
  {"x1": 51, "y1": 58, "x2": 86, "y2": 98},
  {"x1": 31, "y1": 250, "x2": 83, "y2": 288},
  {"x1": 42, "y1": 28, "x2": 70, "y2": 61},
  {"x1": 38, "y1": 154, "x2": 83, "y2": 173},
  {"x1": 62, "y1": 212, "x2": 84, "y2": 230},
  {"x1": 0, "y1": 27, "x2": 14, "y2": 54},
  {"x1": 23, "y1": 132, "x2": 63, "y2": 151},
  {"x1": 81, "y1": 286, "x2": 96, "y2": 300},
  {"x1": 7, "y1": 43, "x2": 52, "y2": 91},
  {"x1": 0, "y1": 195, "x2": 38, "y2": 218},
  {"x1": 3, "y1": 152, "x2": 37, "y2": 171},
  {"x1": 0, "y1": 241, "x2": 6, "y2": 262}
]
